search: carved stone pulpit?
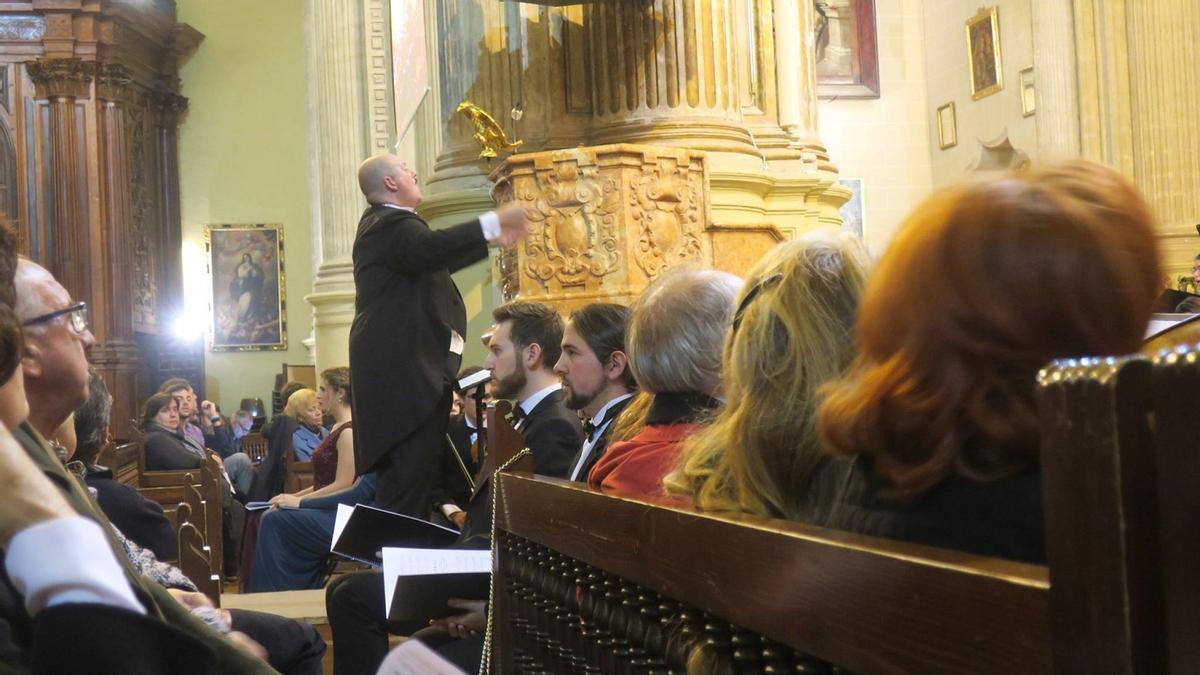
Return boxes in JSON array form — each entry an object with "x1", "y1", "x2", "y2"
[{"x1": 490, "y1": 144, "x2": 783, "y2": 314}]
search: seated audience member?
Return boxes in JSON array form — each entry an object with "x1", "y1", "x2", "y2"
[
  {"x1": 142, "y1": 391, "x2": 206, "y2": 470},
  {"x1": 246, "y1": 472, "x2": 378, "y2": 592},
  {"x1": 230, "y1": 409, "x2": 254, "y2": 455},
  {"x1": 588, "y1": 269, "x2": 741, "y2": 495},
  {"x1": 9, "y1": 255, "x2": 276, "y2": 672},
  {"x1": 326, "y1": 300, "x2": 584, "y2": 675},
  {"x1": 72, "y1": 371, "x2": 176, "y2": 559},
  {"x1": 817, "y1": 160, "x2": 1162, "y2": 564},
  {"x1": 554, "y1": 303, "x2": 637, "y2": 482},
  {"x1": 664, "y1": 233, "x2": 869, "y2": 523},
  {"x1": 199, "y1": 399, "x2": 236, "y2": 458},
  {"x1": 270, "y1": 367, "x2": 355, "y2": 508},
  {"x1": 66, "y1": 372, "x2": 328, "y2": 674},
  {"x1": 286, "y1": 387, "x2": 328, "y2": 461},
  {"x1": 431, "y1": 366, "x2": 489, "y2": 527},
  {"x1": 158, "y1": 377, "x2": 207, "y2": 448}
]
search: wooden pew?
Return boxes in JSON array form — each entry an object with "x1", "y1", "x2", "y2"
[
  {"x1": 241, "y1": 432, "x2": 269, "y2": 464},
  {"x1": 135, "y1": 440, "x2": 225, "y2": 581},
  {"x1": 284, "y1": 445, "x2": 314, "y2": 493},
  {"x1": 488, "y1": 354, "x2": 1194, "y2": 674}
]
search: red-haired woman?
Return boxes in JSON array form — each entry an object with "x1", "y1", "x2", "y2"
[{"x1": 818, "y1": 160, "x2": 1162, "y2": 563}]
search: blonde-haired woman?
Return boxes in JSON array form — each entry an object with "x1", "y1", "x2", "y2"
[
  {"x1": 285, "y1": 388, "x2": 327, "y2": 461},
  {"x1": 664, "y1": 231, "x2": 869, "y2": 523}
]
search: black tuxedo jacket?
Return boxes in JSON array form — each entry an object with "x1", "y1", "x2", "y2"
[
  {"x1": 349, "y1": 205, "x2": 488, "y2": 475},
  {"x1": 460, "y1": 389, "x2": 584, "y2": 543},
  {"x1": 570, "y1": 395, "x2": 633, "y2": 482}
]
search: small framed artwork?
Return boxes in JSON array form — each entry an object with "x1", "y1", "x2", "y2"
[
  {"x1": 937, "y1": 102, "x2": 957, "y2": 150},
  {"x1": 816, "y1": 0, "x2": 880, "y2": 99},
  {"x1": 838, "y1": 178, "x2": 865, "y2": 239},
  {"x1": 205, "y1": 224, "x2": 288, "y2": 352},
  {"x1": 966, "y1": 6, "x2": 1003, "y2": 100},
  {"x1": 1019, "y1": 67, "x2": 1036, "y2": 116}
]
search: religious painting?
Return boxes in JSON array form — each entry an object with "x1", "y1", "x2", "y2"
[
  {"x1": 937, "y1": 102, "x2": 957, "y2": 150},
  {"x1": 205, "y1": 224, "x2": 287, "y2": 352},
  {"x1": 838, "y1": 178, "x2": 865, "y2": 239},
  {"x1": 966, "y1": 7, "x2": 1003, "y2": 100},
  {"x1": 816, "y1": 0, "x2": 880, "y2": 99},
  {"x1": 390, "y1": 0, "x2": 429, "y2": 139},
  {"x1": 1019, "y1": 67, "x2": 1036, "y2": 116}
]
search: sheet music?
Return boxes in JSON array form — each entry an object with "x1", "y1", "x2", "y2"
[
  {"x1": 382, "y1": 547, "x2": 491, "y2": 615},
  {"x1": 331, "y1": 503, "x2": 354, "y2": 551},
  {"x1": 355, "y1": 502, "x2": 459, "y2": 534},
  {"x1": 375, "y1": 638, "x2": 467, "y2": 675}
]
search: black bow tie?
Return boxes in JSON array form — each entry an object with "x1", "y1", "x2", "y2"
[{"x1": 583, "y1": 419, "x2": 598, "y2": 437}]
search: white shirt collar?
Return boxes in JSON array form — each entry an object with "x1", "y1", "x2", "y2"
[
  {"x1": 379, "y1": 202, "x2": 415, "y2": 212},
  {"x1": 519, "y1": 382, "x2": 562, "y2": 416},
  {"x1": 590, "y1": 393, "x2": 634, "y2": 427}
]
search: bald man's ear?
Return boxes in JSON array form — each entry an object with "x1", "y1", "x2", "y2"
[
  {"x1": 381, "y1": 175, "x2": 398, "y2": 193},
  {"x1": 20, "y1": 343, "x2": 40, "y2": 379}
]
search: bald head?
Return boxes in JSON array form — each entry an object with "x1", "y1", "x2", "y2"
[
  {"x1": 14, "y1": 259, "x2": 60, "y2": 324},
  {"x1": 358, "y1": 154, "x2": 421, "y2": 207}
]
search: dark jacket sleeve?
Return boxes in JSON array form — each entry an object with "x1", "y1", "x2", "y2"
[
  {"x1": 26, "y1": 603, "x2": 217, "y2": 675},
  {"x1": 527, "y1": 416, "x2": 584, "y2": 479},
  {"x1": 360, "y1": 213, "x2": 487, "y2": 276},
  {"x1": 90, "y1": 479, "x2": 178, "y2": 561},
  {"x1": 143, "y1": 432, "x2": 203, "y2": 471},
  {"x1": 430, "y1": 420, "x2": 474, "y2": 513},
  {"x1": 203, "y1": 424, "x2": 235, "y2": 459}
]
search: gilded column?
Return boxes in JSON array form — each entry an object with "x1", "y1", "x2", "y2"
[
  {"x1": 304, "y1": 0, "x2": 372, "y2": 373},
  {"x1": 93, "y1": 62, "x2": 140, "y2": 441},
  {"x1": 1031, "y1": 0, "x2": 1081, "y2": 157},
  {"x1": 583, "y1": 0, "x2": 755, "y2": 155},
  {"x1": 26, "y1": 58, "x2": 92, "y2": 301}
]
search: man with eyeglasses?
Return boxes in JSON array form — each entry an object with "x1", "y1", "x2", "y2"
[{"x1": 14, "y1": 259, "x2": 95, "y2": 439}]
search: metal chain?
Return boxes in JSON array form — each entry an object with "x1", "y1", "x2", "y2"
[{"x1": 479, "y1": 447, "x2": 532, "y2": 675}]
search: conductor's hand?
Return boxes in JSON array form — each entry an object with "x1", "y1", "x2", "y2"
[
  {"x1": 0, "y1": 424, "x2": 76, "y2": 547},
  {"x1": 492, "y1": 203, "x2": 533, "y2": 247}
]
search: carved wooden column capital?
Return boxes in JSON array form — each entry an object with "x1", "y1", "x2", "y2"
[
  {"x1": 153, "y1": 91, "x2": 189, "y2": 126},
  {"x1": 27, "y1": 57, "x2": 94, "y2": 99},
  {"x1": 96, "y1": 63, "x2": 133, "y2": 104}
]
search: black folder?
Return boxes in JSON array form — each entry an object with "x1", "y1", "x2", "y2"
[
  {"x1": 386, "y1": 571, "x2": 490, "y2": 623},
  {"x1": 330, "y1": 504, "x2": 460, "y2": 566}
]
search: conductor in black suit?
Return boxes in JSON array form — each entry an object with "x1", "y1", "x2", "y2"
[{"x1": 349, "y1": 154, "x2": 529, "y2": 515}]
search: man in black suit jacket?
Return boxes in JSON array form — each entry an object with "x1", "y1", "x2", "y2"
[
  {"x1": 349, "y1": 154, "x2": 528, "y2": 515},
  {"x1": 326, "y1": 301, "x2": 584, "y2": 675},
  {"x1": 552, "y1": 303, "x2": 637, "y2": 482},
  {"x1": 431, "y1": 366, "x2": 489, "y2": 526}
]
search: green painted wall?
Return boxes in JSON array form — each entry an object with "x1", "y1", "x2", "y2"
[{"x1": 176, "y1": 0, "x2": 313, "y2": 414}]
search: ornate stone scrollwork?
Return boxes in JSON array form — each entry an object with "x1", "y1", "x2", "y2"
[
  {"x1": 26, "y1": 57, "x2": 94, "y2": 99},
  {"x1": 630, "y1": 159, "x2": 704, "y2": 279},
  {"x1": 523, "y1": 160, "x2": 621, "y2": 288}
]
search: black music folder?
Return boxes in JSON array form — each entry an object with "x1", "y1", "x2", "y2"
[
  {"x1": 330, "y1": 503, "x2": 460, "y2": 566},
  {"x1": 382, "y1": 547, "x2": 491, "y2": 622}
]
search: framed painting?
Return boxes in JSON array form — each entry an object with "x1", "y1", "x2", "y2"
[
  {"x1": 838, "y1": 178, "x2": 865, "y2": 239},
  {"x1": 816, "y1": 0, "x2": 880, "y2": 99},
  {"x1": 1019, "y1": 67, "x2": 1036, "y2": 116},
  {"x1": 205, "y1": 224, "x2": 287, "y2": 352},
  {"x1": 937, "y1": 102, "x2": 957, "y2": 150},
  {"x1": 966, "y1": 7, "x2": 1003, "y2": 100}
]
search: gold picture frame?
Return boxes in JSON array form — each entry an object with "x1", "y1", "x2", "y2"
[
  {"x1": 1019, "y1": 66, "x2": 1036, "y2": 116},
  {"x1": 937, "y1": 102, "x2": 957, "y2": 150},
  {"x1": 966, "y1": 7, "x2": 1003, "y2": 100},
  {"x1": 205, "y1": 224, "x2": 288, "y2": 352}
]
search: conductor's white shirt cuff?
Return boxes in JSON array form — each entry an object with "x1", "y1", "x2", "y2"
[
  {"x1": 6, "y1": 516, "x2": 145, "y2": 616},
  {"x1": 479, "y1": 211, "x2": 500, "y2": 242}
]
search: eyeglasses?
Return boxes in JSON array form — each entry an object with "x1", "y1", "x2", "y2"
[
  {"x1": 22, "y1": 301, "x2": 89, "y2": 335},
  {"x1": 731, "y1": 273, "x2": 783, "y2": 334}
]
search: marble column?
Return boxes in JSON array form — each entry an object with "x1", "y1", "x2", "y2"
[
  {"x1": 26, "y1": 57, "x2": 92, "y2": 301},
  {"x1": 92, "y1": 62, "x2": 140, "y2": 441},
  {"x1": 304, "y1": 0, "x2": 374, "y2": 373},
  {"x1": 1030, "y1": 0, "x2": 1080, "y2": 158},
  {"x1": 771, "y1": 0, "x2": 834, "y2": 170}
]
